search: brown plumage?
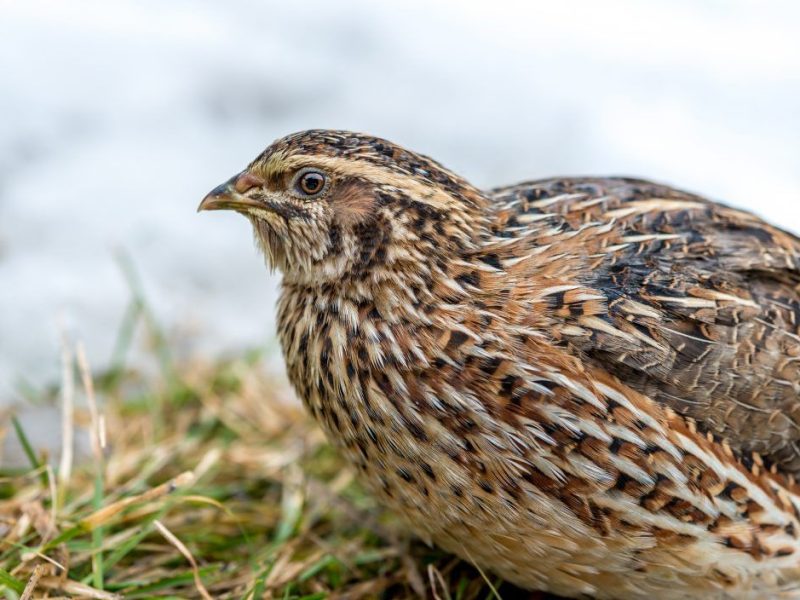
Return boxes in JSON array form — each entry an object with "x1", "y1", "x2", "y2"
[{"x1": 199, "y1": 130, "x2": 800, "y2": 599}]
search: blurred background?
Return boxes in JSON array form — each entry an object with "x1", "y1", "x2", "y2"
[{"x1": 1, "y1": 0, "x2": 799, "y2": 404}]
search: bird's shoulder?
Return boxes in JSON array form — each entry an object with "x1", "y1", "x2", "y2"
[{"x1": 480, "y1": 176, "x2": 800, "y2": 475}]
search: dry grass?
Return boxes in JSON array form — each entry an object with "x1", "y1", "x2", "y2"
[{"x1": 0, "y1": 343, "x2": 522, "y2": 599}]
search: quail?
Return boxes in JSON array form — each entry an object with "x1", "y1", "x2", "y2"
[{"x1": 199, "y1": 130, "x2": 800, "y2": 599}]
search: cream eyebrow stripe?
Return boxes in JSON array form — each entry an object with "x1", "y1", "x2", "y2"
[{"x1": 263, "y1": 153, "x2": 466, "y2": 209}]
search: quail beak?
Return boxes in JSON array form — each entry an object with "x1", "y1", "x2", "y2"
[{"x1": 198, "y1": 171, "x2": 266, "y2": 213}]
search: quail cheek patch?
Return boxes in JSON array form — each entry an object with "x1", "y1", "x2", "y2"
[{"x1": 201, "y1": 129, "x2": 800, "y2": 599}]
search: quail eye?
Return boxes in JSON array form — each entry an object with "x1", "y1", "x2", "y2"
[{"x1": 295, "y1": 169, "x2": 327, "y2": 197}]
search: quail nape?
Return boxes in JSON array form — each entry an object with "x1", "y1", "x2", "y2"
[{"x1": 199, "y1": 130, "x2": 800, "y2": 599}]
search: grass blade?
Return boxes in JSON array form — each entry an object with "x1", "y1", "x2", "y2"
[
  {"x1": 0, "y1": 567, "x2": 25, "y2": 594},
  {"x1": 10, "y1": 416, "x2": 47, "y2": 487}
]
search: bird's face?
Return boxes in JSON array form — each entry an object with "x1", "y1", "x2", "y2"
[
  {"x1": 199, "y1": 130, "x2": 487, "y2": 286},
  {"x1": 199, "y1": 152, "x2": 343, "y2": 281}
]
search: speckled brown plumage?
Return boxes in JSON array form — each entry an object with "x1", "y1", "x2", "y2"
[{"x1": 199, "y1": 130, "x2": 800, "y2": 599}]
